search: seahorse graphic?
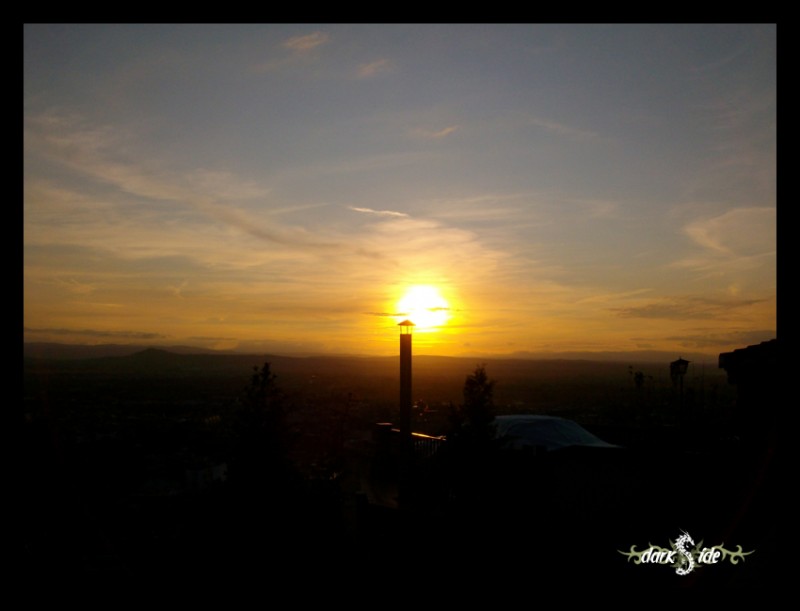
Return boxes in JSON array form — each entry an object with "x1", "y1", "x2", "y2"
[{"x1": 674, "y1": 531, "x2": 695, "y2": 576}]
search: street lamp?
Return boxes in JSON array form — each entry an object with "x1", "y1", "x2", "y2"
[
  {"x1": 398, "y1": 319, "x2": 414, "y2": 444},
  {"x1": 398, "y1": 319, "x2": 414, "y2": 507},
  {"x1": 671, "y1": 357, "x2": 690, "y2": 425}
]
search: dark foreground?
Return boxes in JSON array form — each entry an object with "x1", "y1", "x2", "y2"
[
  {"x1": 21, "y1": 418, "x2": 784, "y2": 595},
  {"x1": 22, "y1": 347, "x2": 783, "y2": 595}
]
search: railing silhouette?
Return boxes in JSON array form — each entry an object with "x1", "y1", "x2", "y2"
[
  {"x1": 373, "y1": 423, "x2": 445, "y2": 464},
  {"x1": 408, "y1": 430, "x2": 446, "y2": 461}
]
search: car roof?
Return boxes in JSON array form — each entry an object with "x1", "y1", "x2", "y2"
[{"x1": 494, "y1": 414, "x2": 618, "y2": 451}]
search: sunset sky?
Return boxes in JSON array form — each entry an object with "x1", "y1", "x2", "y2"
[{"x1": 24, "y1": 24, "x2": 776, "y2": 358}]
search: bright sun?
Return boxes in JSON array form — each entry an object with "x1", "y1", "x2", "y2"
[{"x1": 396, "y1": 285, "x2": 450, "y2": 330}]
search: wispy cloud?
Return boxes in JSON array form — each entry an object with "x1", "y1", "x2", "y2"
[
  {"x1": 526, "y1": 115, "x2": 598, "y2": 140},
  {"x1": 411, "y1": 126, "x2": 459, "y2": 139},
  {"x1": 564, "y1": 196, "x2": 619, "y2": 219},
  {"x1": 24, "y1": 111, "x2": 513, "y2": 339},
  {"x1": 676, "y1": 206, "x2": 776, "y2": 283},
  {"x1": 24, "y1": 326, "x2": 166, "y2": 340},
  {"x1": 190, "y1": 199, "x2": 342, "y2": 251},
  {"x1": 357, "y1": 215, "x2": 506, "y2": 280},
  {"x1": 249, "y1": 31, "x2": 332, "y2": 72},
  {"x1": 684, "y1": 207, "x2": 775, "y2": 256},
  {"x1": 349, "y1": 206, "x2": 408, "y2": 218},
  {"x1": 283, "y1": 31, "x2": 330, "y2": 53},
  {"x1": 357, "y1": 59, "x2": 391, "y2": 78},
  {"x1": 423, "y1": 192, "x2": 617, "y2": 227},
  {"x1": 663, "y1": 329, "x2": 776, "y2": 350},
  {"x1": 611, "y1": 296, "x2": 766, "y2": 321},
  {"x1": 420, "y1": 193, "x2": 531, "y2": 221},
  {"x1": 57, "y1": 277, "x2": 95, "y2": 295},
  {"x1": 24, "y1": 112, "x2": 351, "y2": 256},
  {"x1": 574, "y1": 288, "x2": 654, "y2": 306},
  {"x1": 169, "y1": 279, "x2": 188, "y2": 298},
  {"x1": 278, "y1": 150, "x2": 435, "y2": 179}
]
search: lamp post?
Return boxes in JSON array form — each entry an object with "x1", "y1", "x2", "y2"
[
  {"x1": 398, "y1": 319, "x2": 414, "y2": 506},
  {"x1": 671, "y1": 357, "x2": 690, "y2": 426},
  {"x1": 399, "y1": 319, "x2": 414, "y2": 440}
]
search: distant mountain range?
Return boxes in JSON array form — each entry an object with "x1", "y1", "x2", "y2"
[
  {"x1": 24, "y1": 342, "x2": 231, "y2": 360},
  {"x1": 24, "y1": 342, "x2": 735, "y2": 412},
  {"x1": 23, "y1": 341, "x2": 721, "y2": 365}
]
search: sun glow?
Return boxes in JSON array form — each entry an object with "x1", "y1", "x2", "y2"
[{"x1": 396, "y1": 285, "x2": 450, "y2": 330}]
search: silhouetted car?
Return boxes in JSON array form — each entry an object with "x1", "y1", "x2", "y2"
[
  {"x1": 412, "y1": 414, "x2": 634, "y2": 539},
  {"x1": 485, "y1": 415, "x2": 632, "y2": 523},
  {"x1": 494, "y1": 414, "x2": 620, "y2": 452}
]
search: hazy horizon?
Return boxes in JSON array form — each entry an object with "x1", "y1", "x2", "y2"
[
  {"x1": 24, "y1": 338, "x2": 737, "y2": 365},
  {"x1": 24, "y1": 25, "x2": 776, "y2": 358}
]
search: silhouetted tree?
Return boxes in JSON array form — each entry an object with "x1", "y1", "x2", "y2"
[
  {"x1": 227, "y1": 362, "x2": 296, "y2": 498},
  {"x1": 448, "y1": 363, "x2": 497, "y2": 445},
  {"x1": 435, "y1": 365, "x2": 501, "y2": 518}
]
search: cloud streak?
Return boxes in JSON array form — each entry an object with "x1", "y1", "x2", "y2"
[
  {"x1": 24, "y1": 326, "x2": 166, "y2": 340},
  {"x1": 611, "y1": 296, "x2": 767, "y2": 321},
  {"x1": 349, "y1": 206, "x2": 408, "y2": 218},
  {"x1": 411, "y1": 126, "x2": 459, "y2": 139},
  {"x1": 526, "y1": 115, "x2": 599, "y2": 141},
  {"x1": 357, "y1": 59, "x2": 391, "y2": 78},
  {"x1": 683, "y1": 207, "x2": 775, "y2": 257},
  {"x1": 24, "y1": 112, "x2": 370, "y2": 257},
  {"x1": 283, "y1": 31, "x2": 330, "y2": 53}
]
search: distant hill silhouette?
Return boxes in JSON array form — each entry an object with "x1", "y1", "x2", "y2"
[
  {"x1": 23, "y1": 341, "x2": 720, "y2": 364},
  {"x1": 23, "y1": 342, "x2": 228, "y2": 360},
  {"x1": 24, "y1": 342, "x2": 734, "y2": 417}
]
